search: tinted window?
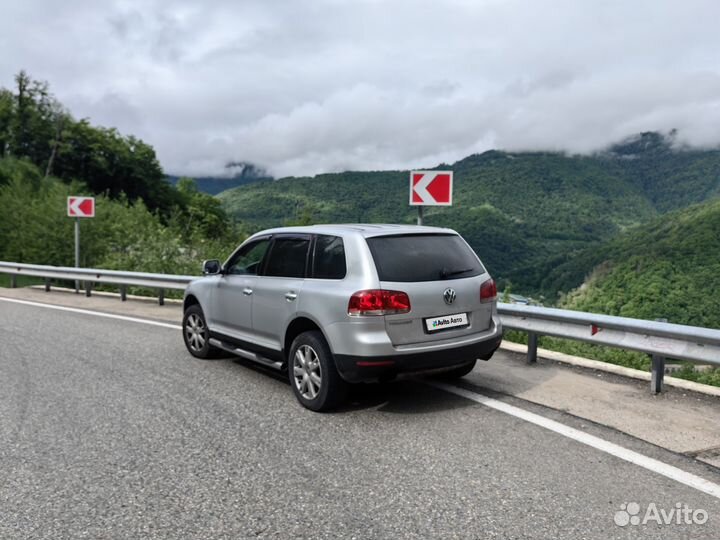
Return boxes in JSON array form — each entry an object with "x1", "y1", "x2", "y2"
[
  {"x1": 366, "y1": 234, "x2": 485, "y2": 282},
  {"x1": 312, "y1": 235, "x2": 346, "y2": 279},
  {"x1": 226, "y1": 239, "x2": 270, "y2": 275},
  {"x1": 264, "y1": 237, "x2": 310, "y2": 278}
]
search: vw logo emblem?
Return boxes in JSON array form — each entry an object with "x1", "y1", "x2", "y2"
[{"x1": 443, "y1": 288, "x2": 456, "y2": 305}]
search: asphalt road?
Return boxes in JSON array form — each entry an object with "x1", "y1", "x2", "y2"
[{"x1": 1, "y1": 300, "x2": 719, "y2": 539}]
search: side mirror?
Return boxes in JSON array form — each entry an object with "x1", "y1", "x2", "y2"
[{"x1": 202, "y1": 259, "x2": 221, "y2": 275}]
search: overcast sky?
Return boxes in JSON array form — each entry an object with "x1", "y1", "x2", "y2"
[{"x1": 2, "y1": 0, "x2": 719, "y2": 178}]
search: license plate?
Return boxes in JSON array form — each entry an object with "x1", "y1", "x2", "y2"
[{"x1": 425, "y1": 313, "x2": 469, "y2": 332}]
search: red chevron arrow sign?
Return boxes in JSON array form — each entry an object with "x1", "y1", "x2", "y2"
[
  {"x1": 409, "y1": 171, "x2": 453, "y2": 206},
  {"x1": 67, "y1": 196, "x2": 95, "y2": 218}
]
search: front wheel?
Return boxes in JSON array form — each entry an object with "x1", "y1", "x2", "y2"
[
  {"x1": 182, "y1": 304, "x2": 222, "y2": 359},
  {"x1": 288, "y1": 331, "x2": 347, "y2": 412}
]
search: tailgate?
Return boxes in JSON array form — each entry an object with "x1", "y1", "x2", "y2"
[
  {"x1": 383, "y1": 276, "x2": 493, "y2": 346},
  {"x1": 365, "y1": 232, "x2": 494, "y2": 347}
]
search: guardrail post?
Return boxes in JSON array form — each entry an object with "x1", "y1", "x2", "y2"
[
  {"x1": 44, "y1": 278, "x2": 51, "y2": 292},
  {"x1": 650, "y1": 318, "x2": 668, "y2": 394},
  {"x1": 527, "y1": 332, "x2": 538, "y2": 364},
  {"x1": 158, "y1": 288, "x2": 165, "y2": 306},
  {"x1": 10, "y1": 275, "x2": 17, "y2": 288},
  {"x1": 651, "y1": 354, "x2": 665, "y2": 394},
  {"x1": 120, "y1": 285, "x2": 127, "y2": 302},
  {"x1": 85, "y1": 281, "x2": 92, "y2": 297}
]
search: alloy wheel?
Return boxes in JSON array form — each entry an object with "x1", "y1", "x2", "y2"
[
  {"x1": 293, "y1": 345, "x2": 323, "y2": 400},
  {"x1": 185, "y1": 313, "x2": 207, "y2": 352}
]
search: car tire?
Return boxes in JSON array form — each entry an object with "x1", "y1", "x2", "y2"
[
  {"x1": 182, "y1": 304, "x2": 222, "y2": 359},
  {"x1": 289, "y1": 331, "x2": 347, "y2": 412},
  {"x1": 436, "y1": 359, "x2": 477, "y2": 379}
]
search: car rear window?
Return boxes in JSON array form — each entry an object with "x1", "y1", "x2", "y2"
[{"x1": 366, "y1": 234, "x2": 485, "y2": 282}]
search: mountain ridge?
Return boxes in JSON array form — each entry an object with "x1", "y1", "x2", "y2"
[
  {"x1": 218, "y1": 132, "x2": 720, "y2": 299},
  {"x1": 166, "y1": 162, "x2": 273, "y2": 195}
]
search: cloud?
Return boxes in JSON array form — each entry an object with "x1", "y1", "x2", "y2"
[{"x1": 1, "y1": 0, "x2": 719, "y2": 177}]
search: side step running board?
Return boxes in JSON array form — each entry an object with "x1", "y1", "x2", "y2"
[{"x1": 209, "y1": 338, "x2": 284, "y2": 370}]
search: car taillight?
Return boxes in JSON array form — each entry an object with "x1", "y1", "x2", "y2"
[
  {"x1": 348, "y1": 290, "x2": 411, "y2": 316},
  {"x1": 480, "y1": 279, "x2": 497, "y2": 303}
]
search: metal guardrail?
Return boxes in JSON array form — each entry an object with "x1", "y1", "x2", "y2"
[
  {"x1": 0, "y1": 262, "x2": 195, "y2": 305},
  {"x1": 1, "y1": 262, "x2": 718, "y2": 392},
  {"x1": 498, "y1": 302, "x2": 720, "y2": 393}
]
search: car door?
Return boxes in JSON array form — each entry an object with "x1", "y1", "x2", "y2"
[
  {"x1": 251, "y1": 234, "x2": 311, "y2": 352},
  {"x1": 210, "y1": 237, "x2": 271, "y2": 342}
]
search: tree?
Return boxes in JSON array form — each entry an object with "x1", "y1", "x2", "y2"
[
  {"x1": 175, "y1": 177, "x2": 230, "y2": 239},
  {"x1": 0, "y1": 89, "x2": 13, "y2": 157},
  {"x1": 0, "y1": 71, "x2": 185, "y2": 217},
  {"x1": 8, "y1": 71, "x2": 62, "y2": 170}
]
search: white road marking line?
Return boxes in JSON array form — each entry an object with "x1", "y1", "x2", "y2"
[
  {"x1": 431, "y1": 381, "x2": 720, "y2": 500},
  {"x1": 0, "y1": 297, "x2": 182, "y2": 330},
  {"x1": 4, "y1": 295, "x2": 720, "y2": 500}
]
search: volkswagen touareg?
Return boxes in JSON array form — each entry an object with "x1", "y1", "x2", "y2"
[{"x1": 182, "y1": 225, "x2": 502, "y2": 411}]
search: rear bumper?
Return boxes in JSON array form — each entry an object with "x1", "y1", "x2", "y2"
[{"x1": 334, "y1": 333, "x2": 502, "y2": 383}]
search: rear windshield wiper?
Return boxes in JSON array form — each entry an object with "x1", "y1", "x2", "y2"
[{"x1": 440, "y1": 267, "x2": 474, "y2": 279}]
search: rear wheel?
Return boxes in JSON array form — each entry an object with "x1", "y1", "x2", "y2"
[
  {"x1": 182, "y1": 304, "x2": 222, "y2": 359},
  {"x1": 289, "y1": 331, "x2": 347, "y2": 412},
  {"x1": 436, "y1": 359, "x2": 477, "y2": 379}
]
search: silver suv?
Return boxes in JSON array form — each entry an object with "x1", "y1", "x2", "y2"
[{"x1": 182, "y1": 225, "x2": 502, "y2": 411}]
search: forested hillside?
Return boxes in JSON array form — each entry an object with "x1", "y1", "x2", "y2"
[
  {"x1": 0, "y1": 158, "x2": 246, "y2": 276},
  {"x1": 219, "y1": 132, "x2": 720, "y2": 297},
  {"x1": 219, "y1": 155, "x2": 655, "y2": 286},
  {"x1": 554, "y1": 199, "x2": 720, "y2": 329},
  {"x1": 0, "y1": 72, "x2": 184, "y2": 216},
  {"x1": 601, "y1": 131, "x2": 720, "y2": 211}
]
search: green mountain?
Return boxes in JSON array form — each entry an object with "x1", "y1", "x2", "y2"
[
  {"x1": 218, "y1": 132, "x2": 720, "y2": 296},
  {"x1": 553, "y1": 198, "x2": 720, "y2": 329},
  {"x1": 602, "y1": 131, "x2": 720, "y2": 211}
]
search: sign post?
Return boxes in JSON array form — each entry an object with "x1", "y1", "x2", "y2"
[
  {"x1": 409, "y1": 170, "x2": 453, "y2": 225},
  {"x1": 67, "y1": 196, "x2": 95, "y2": 293},
  {"x1": 74, "y1": 218, "x2": 80, "y2": 292}
]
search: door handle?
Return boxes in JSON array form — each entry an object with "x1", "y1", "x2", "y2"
[
  {"x1": 285, "y1": 291, "x2": 297, "y2": 302},
  {"x1": 242, "y1": 288, "x2": 253, "y2": 296}
]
